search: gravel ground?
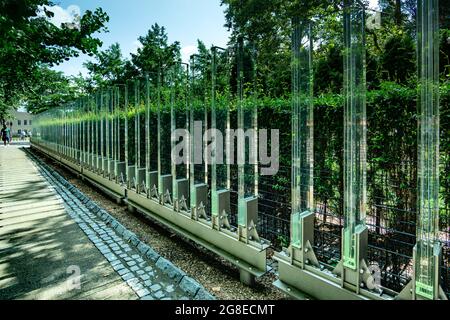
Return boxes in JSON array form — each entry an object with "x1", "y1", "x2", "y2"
[{"x1": 34, "y1": 151, "x2": 288, "y2": 300}]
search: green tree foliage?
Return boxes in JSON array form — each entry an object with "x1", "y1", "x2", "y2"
[
  {"x1": 25, "y1": 67, "x2": 87, "y2": 114},
  {"x1": 84, "y1": 43, "x2": 126, "y2": 88},
  {"x1": 130, "y1": 23, "x2": 181, "y2": 78},
  {"x1": 0, "y1": 0, "x2": 109, "y2": 117}
]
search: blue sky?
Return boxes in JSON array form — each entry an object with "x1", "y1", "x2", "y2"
[{"x1": 48, "y1": 0, "x2": 231, "y2": 76}]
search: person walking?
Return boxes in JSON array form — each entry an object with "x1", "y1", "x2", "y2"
[{"x1": 1, "y1": 124, "x2": 11, "y2": 146}]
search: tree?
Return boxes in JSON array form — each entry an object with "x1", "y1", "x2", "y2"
[
  {"x1": 130, "y1": 23, "x2": 181, "y2": 78},
  {"x1": 24, "y1": 67, "x2": 85, "y2": 114},
  {"x1": 84, "y1": 43, "x2": 126, "y2": 88},
  {"x1": 0, "y1": 0, "x2": 109, "y2": 117}
]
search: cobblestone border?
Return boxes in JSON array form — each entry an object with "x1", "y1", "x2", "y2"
[{"x1": 26, "y1": 149, "x2": 215, "y2": 301}]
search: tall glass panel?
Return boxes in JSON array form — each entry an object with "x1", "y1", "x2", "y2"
[
  {"x1": 190, "y1": 55, "x2": 210, "y2": 212},
  {"x1": 291, "y1": 18, "x2": 314, "y2": 248},
  {"x1": 342, "y1": 0, "x2": 367, "y2": 270},
  {"x1": 171, "y1": 64, "x2": 190, "y2": 205},
  {"x1": 159, "y1": 69, "x2": 174, "y2": 201},
  {"x1": 237, "y1": 39, "x2": 258, "y2": 228},
  {"x1": 415, "y1": 0, "x2": 440, "y2": 300},
  {"x1": 211, "y1": 47, "x2": 231, "y2": 217},
  {"x1": 145, "y1": 75, "x2": 159, "y2": 195}
]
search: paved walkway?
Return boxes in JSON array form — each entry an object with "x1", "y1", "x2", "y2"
[
  {"x1": 0, "y1": 144, "x2": 214, "y2": 301},
  {"x1": 0, "y1": 146, "x2": 136, "y2": 300}
]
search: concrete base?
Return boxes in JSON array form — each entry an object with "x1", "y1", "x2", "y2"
[{"x1": 240, "y1": 269, "x2": 256, "y2": 287}]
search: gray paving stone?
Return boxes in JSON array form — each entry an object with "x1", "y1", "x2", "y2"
[
  {"x1": 179, "y1": 276, "x2": 201, "y2": 296},
  {"x1": 150, "y1": 284, "x2": 161, "y2": 292},
  {"x1": 165, "y1": 285, "x2": 175, "y2": 293},
  {"x1": 110, "y1": 259, "x2": 122, "y2": 267},
  {"x1": 136, "y1": 270, "x2": 145, "y2": 276},
  {"x1": 155, "y1": 258, "x2": 186, "y2": 283},
  {"x1": 141, "y1": 295, "x2": 155, "y2": 300},
  {"x1": 145, "y1": 248, "x2": 160, "y2": 262},
  {"x1": 144, "y1": 280, "x2": 153, "y2": 287},
  {"x1": 130, "y1": 266, "x2": 139, "y2": 272},
  {"x1": 130, "y1": 236, "x2": 140, "y2": 247},
  {"x1": 136, "y1": 289, "x2": 150, "y2": 298},
  {"x1": 126, "y1": 278, "x2": 140, "y2": 286},
  {"x1": 140, "y1": 275, "x2": 150, "y2": 281},
  {"x1": 194, "y1": 288, "x2": 216, "y2": 301},
  {"x1": 122, "y1": 273, "x2": 135, "y2": 281},
  {"x1": 154, "y1": 291, "x2": 165, "y2": 300},
  {"x1": 137, "y1": 242, "x2": 150, "y2": 255},
  {"x1": 105, "y1": 253, "x2": 118, "y2": 262},
  {"x1": 113, "y1": 263, "x2": 125, "y2": 272},
  {"x1": 136, "y1": 258, "x2": 144, "y2": 264},
  {"x1": 127, "y1": 260, "x2": 137, "y2": 267},
  {"x1": 117, "y1": 268, "x2": 130, "y2": 276},
  {"x1": 130, "y1": 282, "x2": 144, "y2": 292}
]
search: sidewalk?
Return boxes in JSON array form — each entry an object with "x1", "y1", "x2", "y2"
[{"x1": 0, "y1": 146, "x2": 136, "y2": 300}]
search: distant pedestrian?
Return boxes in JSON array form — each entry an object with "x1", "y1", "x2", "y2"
[{"x1": 1, "y1": 124, "x2": 11, "y2": 146}]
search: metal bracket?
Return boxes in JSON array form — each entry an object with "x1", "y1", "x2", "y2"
[
  {"x1": 147, "y1": 171, "x2": 158, "y2": 199},
  {"x1": 174, "y1": 178, "x2": 189, "y2": 212},
  {"x1": 238, "y1": 197, "x2": 260, "y2": 244},
  {"x1": 290, "y1": 211, "x2": 320, "y2": 269},
  {"x1": 333, "y1": 226, "x2": 375, "y2": 294},
  {"x1": 135, "y1": 168, "x2": 146, "y2": 193},
  {"x1": 160, "y1": 174, "x2": 173, "y2": 206},
  {"x1": 191, "y1": 184, "x2": 209, "y2": 220},
  {"x1": 212, "y1": 189, "x2": 231, "y2": 231},
  {"x1": 397, "y1": 244, "x2": 448, "y2": 300}
]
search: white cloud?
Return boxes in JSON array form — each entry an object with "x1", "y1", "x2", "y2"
[
  {"x1": 181, "y1": 45, "x2": 198, "y2": 64},
  {"x1": 131, "y1": 40, "x2": 144, "y2": 54},
  {"x1": 38, "y1": 4, "x2": 81, "y2": 29}
]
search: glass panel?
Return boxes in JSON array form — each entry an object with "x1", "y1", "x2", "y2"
[
  {"x1": 190, "y1": 54, "x2": 210, "y2": 208},
  {"x1": 171, "y1": 64, "x2": 190, "y2": 201},
  {"x1": 158, "y1": 69, "x2": 173, "y2": 195},
  {"x1": 342, "y1": 0, "x2": 367, "y2": 270},
  {"x1": 211, "y1": 47, "x2": 231, "y2": 216},
  {"x1": 146, "y1": 76, "x2": 159, "y2": 181},
  {"x1": 415, "y1": 0, "x2": 440, "y2": 300},
  {"x1": 291, "y1": 18, "x2": 314, "y2": 248},
  {"x1": 237, "y1": 38, "x2": 258, "y2": 227}
]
